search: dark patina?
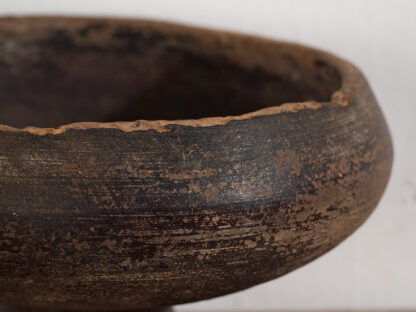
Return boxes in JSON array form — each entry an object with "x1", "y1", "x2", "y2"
[{"x1": 0, "y1": 17, "x2": 392, "y2": 311}]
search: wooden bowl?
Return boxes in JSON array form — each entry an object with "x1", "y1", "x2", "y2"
[{"x1": 0, "y1": 17, "x2": 392, "y2": 311}]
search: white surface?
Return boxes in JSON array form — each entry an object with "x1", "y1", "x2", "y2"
[{"x1": 0, "y1": 0, "x2": 415, "y2": 310}]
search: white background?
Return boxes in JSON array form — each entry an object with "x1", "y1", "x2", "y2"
[{"x1": 0, "y1": 0, "x2": 415, "y2": 310}]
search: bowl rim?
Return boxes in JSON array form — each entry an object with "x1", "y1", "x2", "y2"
[{"x1": 0, "y1": 16, "x2": 357, "y2": 136}]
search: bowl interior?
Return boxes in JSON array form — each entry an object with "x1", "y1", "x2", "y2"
[{"x1": 0, "y1": 20, "x2": 342, "y2": 128}]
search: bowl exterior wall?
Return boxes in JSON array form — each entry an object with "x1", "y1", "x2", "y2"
[{"x1": 0, "y1": 17, "x2": 393, "y2": 311}]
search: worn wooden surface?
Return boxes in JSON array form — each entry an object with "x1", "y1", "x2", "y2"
[{"x1": 0, "y1": 17, "x2": 392, "y2": 311}]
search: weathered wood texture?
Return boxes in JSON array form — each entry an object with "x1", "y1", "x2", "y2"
[{"x1": 0, "y1": 17, "x2": 392, "y2": 311}]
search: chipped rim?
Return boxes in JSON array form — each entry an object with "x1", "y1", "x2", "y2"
[{"x1": 0, "y1": 16, "x2": 359, "y2": 136}]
